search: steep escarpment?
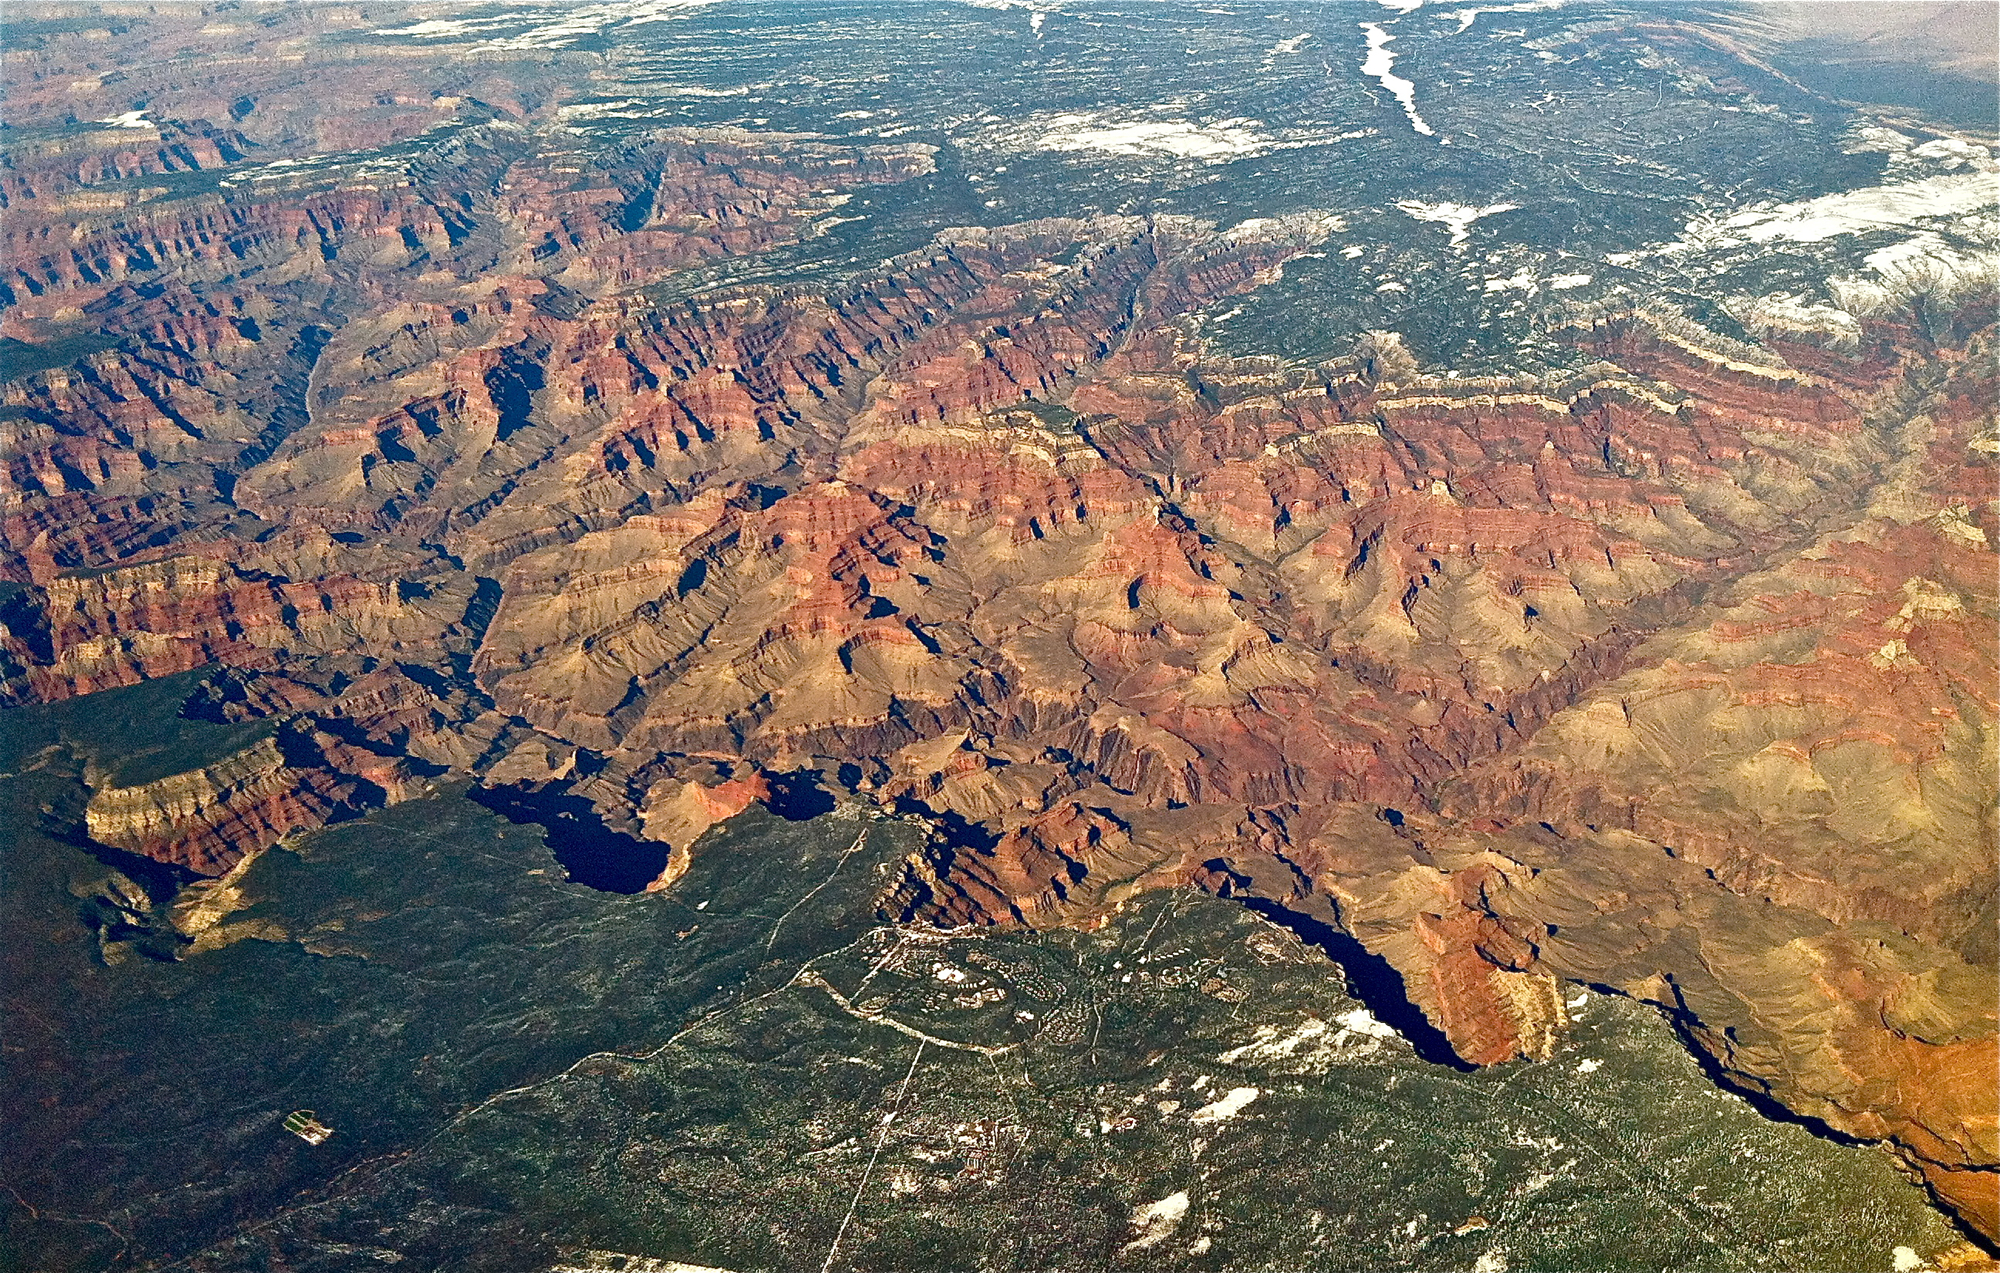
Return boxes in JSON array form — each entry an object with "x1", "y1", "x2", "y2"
[
  {"x1": 455, "y1": 288, "x2": 1987, "y2": 1240},
  {"x1": 84, "y1": 731, "x2": 386, "y2": 874},
  {"x1": 2, "y1": 11, "x2": 1993, "y2": 1244}
]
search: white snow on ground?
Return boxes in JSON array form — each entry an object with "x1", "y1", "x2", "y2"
[
  {"x1": 1847, "y1": 123, "x2": 1999, "y2": 183},
  {"x1": 431, "y1": 0, "x2": 721, "y2": 51},
  {"x1": 1847, "y1": 125, "x2": 1915, "y2": 156},
  {"x1": 1548, "y1": 272, "x2": 1592, "y2": 289},
  {"x1": 807, "y1": 215, "x2": 867, "y2": 239},
  {"x1": 1396, "y1": 199, "x2": 1520, "y2": 245},
  {"x1": 1217, "y1": 1013, "x2": 1396, "y2": 1069},
  {"x1": 1221, "y1": 211, "x2": 1345, "y2": 241},
  {"x1": 1035, "y1": 113, "x2": 1274, "y2": 160},
  {"x1": 96, "y1": 110, "x2": 154, "y2": 129},
  {"x1": 1687, "y1": 171, "x2": 1999, "y2": 248},
  {"x1": 613, "y1": 0, "x2": 718, "y2": 28},
  {"x1": 1576, "y1": 1058, "x2": 1602, "y2": 1073},
  {"x1": 1837, "y1": 233, "x2": 2000, "y2": 312},
  {"x1": 1595, "y1": 139, "x2": 1998, "y2": 316},
  {"x1": 1378, "y1": 0, "x2": 1425, "y2": 12},
  {"x1": 1218, "y1": 1019, "x2": 1335, "y2": 1065},
  {"x1": 964, "y1": 0, "x2": 1061, "y2": 34},
  {"x1": 1910, "y1": 136, "x2": 1995, "y2": 170},
  {"x1": 1335, "y1": 1006, "x2": 1399, "y2": 1039},
  {"x1": 1360, "y1": 23, "x2": 1435, "y2": 136},
  {"x1": 1852, "y1": 123, "x2": 1995, "y2": 165},
  {"x1": 1122, "y1": 1192, "x2": 1191, "y2": 1253},
  {"x1": 555, "y1": 100, "x2": 655, "y2": 123},
  {"x1": 547, "y1": 1253, "x2": 738, "y2": 1273},
  {"x1": 1212, "y1": 1006, "x2": 1406, "y2": 1063},
  {"x1": 368, "y1": 17, "x2": 511, "y2": 37},
  {"x1": 984, "y1": 112, "x2": 1369, "y2": 165},
  {"x1": 1188, "y1": 1086, "x2": 1262, "y2": 1124},
  {"x1": 1271, "y1": 33, "x2": 1313, "y2": 54},
  {"x1": 1733, "y1": 292, "x2": 1865, "y2": 343},
  {"x1": 1484, "y1": 267, "x2": 1538, "y2": 293},
  {"x1": 1442, "y1": 0, "x2": 1561, "y2": 35},
  {"x1": 1652, "y1": 164, "x2": 2000, "y2": 312},
  {"x1": 1866, "y1": 230, "x2": 1986, "y2": 275}
]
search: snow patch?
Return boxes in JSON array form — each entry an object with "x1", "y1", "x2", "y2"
[
  {"x1": 1217, "y1": 1014, "x2": 1390, "y2": 1069},
  {"x1": 1847, "y1": 126, "x2": 1914, "y2": 156},
  {"x1": 1686, "y1": 171, "x2": 1998, "y2": 250},
  {"x1": 1035, "y1": 113, "x2": 1273, "y2": 160},
  {"x1": 1732, "y1": 292, "x2": 1864, "y2": 344},
  {"x1": 1122, "y1": 1191, "x2": 1190, "y2": 1252},
  {"x1": 468, "y1": 0, "x2": 722, "y2": 51},
  {"x1": 1396, "y1": 199, "x2": 1520, "y2": 246},
  {"x1": 603, "y1": 0, "x2": 725, "y2": 27},
  {"x1": 368, "y1": 17, "x2": 511, "y2": 37},
  {"x1": 1484, "y1": 267, "x2": 1538, "y2": 293},
  {"x1": 1360, "y1": 23, "x2": 1435, "y2": 136},
  {"x1": 1188, "y1": 1086, "x2": 1262, "y2": 1124},
  {"x1": 555, "y1": 99, "x2": 656, "y2": 123},
  {"x1": 1832, "y1": 231, "x2": 2000, "y2": 314},
  {"x1": 96, "y1": 110, "x2": 153, "y2": 129},
  {"x1": 1575, "y1": 1058, "x2": 1602, "y2": 1073},
  {"x1": 549, "y1": 1253, "x2": 737, "y2": 1273},
  {"x1": 1221, "y1": 211, "x2": 1345, "y2": 244},
  {"x1": 1443, "y1": 0, "x2": 1561, "y2": 35},
  {"x1": 1867, "y1": 231, "x2": 1983, "y2": 275},
  {"x1": 987, "y1": 113, "x2": 1365, "y2": 164},
  {"x1": 1911, "y1": 136, "x2": 1997, "y2": 170},
  {"x1": 1336, "y1": 1006, "x2": 1399, "y2": 1038},
  {"x1": 965, "y1": 0, "x2": 1062, "y2": 27}
]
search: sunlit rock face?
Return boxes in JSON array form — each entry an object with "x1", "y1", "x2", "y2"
[{"x1": 1, "y1": 0, "x2": 1993, "y2": 1248}]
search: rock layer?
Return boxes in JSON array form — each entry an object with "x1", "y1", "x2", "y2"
[{"x1": 2, "y1": 11, "x2": 1993, "y2": 1243}]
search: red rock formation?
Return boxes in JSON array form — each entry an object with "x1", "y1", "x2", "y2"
[
  {"x1": 1, "y1": 12, "x2": 1991, "y2": 1238},
  {"x1": 81, "y1": 724, "x2": 418, "y2": 874}
]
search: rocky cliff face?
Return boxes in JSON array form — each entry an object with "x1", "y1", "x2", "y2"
[
  {"x1": 83, "y1": 730, "x2": 403, "y2": 874},
  {"x1": 3, "y1": 5, "x2": 1993, "y2": 1244}
]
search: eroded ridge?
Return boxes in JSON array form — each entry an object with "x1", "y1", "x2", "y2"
[{"x1": 1, "y1": 6, "x2": 1993, "y2": 1244}]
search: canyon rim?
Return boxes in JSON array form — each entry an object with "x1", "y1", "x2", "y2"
[{"x1": 2, "y1": 2, "x2": 1996, "y2": 1270}]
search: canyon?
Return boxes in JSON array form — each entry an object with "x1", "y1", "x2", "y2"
[{"x1": 2, "y1": 1, "x2": 1995, "y2": 1262}]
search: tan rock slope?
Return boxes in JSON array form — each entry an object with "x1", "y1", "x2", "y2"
[{"x1": 1, "y1": 6, "x2": 1993, "y2": 1243}]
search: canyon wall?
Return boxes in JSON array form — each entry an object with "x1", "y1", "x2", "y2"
[{"x1": 2, "y1": 8, "x2": 1993, "y2": 1240}]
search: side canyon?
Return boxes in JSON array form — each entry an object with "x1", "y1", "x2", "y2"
[{"x1": 3, "y1": 2, "x2": 1994, "y2": 1254}]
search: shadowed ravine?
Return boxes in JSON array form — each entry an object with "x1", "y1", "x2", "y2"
[{"x1": 1, "y1": 0, "x2": 1994, "y2": 1265}]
